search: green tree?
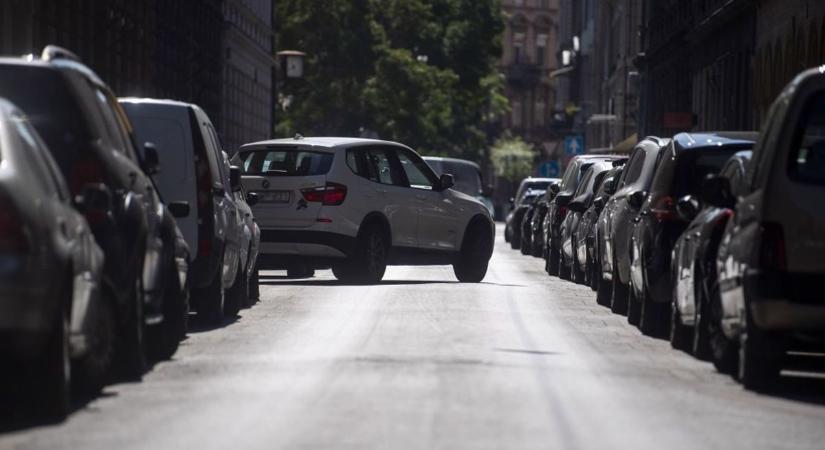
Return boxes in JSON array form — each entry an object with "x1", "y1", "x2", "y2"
[
  {"x1": 275, "y1": 0, "x2": 506, "y2": 160},
  {"x1": 490, "y1": 135, "x2": 536, "y2": 183}
]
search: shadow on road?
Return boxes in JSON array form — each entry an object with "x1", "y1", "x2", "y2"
[
  {"x1": 260, "y1": 277, "x2": 526, "y2": 288},
  {"x1": 187, "y1": 313, "x2": 241, "y2": 334}
]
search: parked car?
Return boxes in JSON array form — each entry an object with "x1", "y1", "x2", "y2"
[
  {"x1": 239, "y1": 137, "x2": 495, "y2": 284},
  {"x1": 598, "y1": 137, "x2": 669, "y2": 314},
  {"x1": 670, "y1": 151, "x2": 752, "y2": 364},
  {"x1": 559, "y1": 158, "x2": 623, "y2": 282},
  {"x1": 711, "y1": 69, "x2": 825, "y2": 389},
  {"x1": 0, "y1": 99, "x2": 107, "y2": 418},
  {"x1": 120, "y1": 98, "x2": 248, "y2": 324},
  {"x1": 527, "y1": 182, "x2": 560, "y2": 258},
  {"x1": 223, "y1": 150, "x2": 261, "y2": 307},
  {"x1": 520, "y1": 192, "x2": 546, "y2": 255},
  {"x1": 627, "y1": 133, "x2": 755, "y2": 336},
  {"x1": 0, "y1": 46, "x2": 183, "y2": 379},
  {"x1": 571, "y1": 163, "x2": 626, "y2": 288},
  {"x1": 545, "y1": 155, "x2": 613, "y2": 276},
  {"x1": 423, "y1": 156, "x2": 494, "y2": 217},
  {"x1": 505, "y1": 177, "x2": 556, "y2": 244},
  {"x1": 508, "y1": 189, "x2": 545, "y2": 250},
  {"x1": 593, "y1": 165, "x2": 626, "y2": 305}
]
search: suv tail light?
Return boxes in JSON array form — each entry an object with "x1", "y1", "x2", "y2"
[
  {"x1": 651, "y1": 196, "x2": 677, "y2": 221},
  {"x1": 759, "y1": 222, "x2": 787, "y2": 271},
  {"x1": 0, "y1": 195, "x2": 28, "y2": 254},
  {"x1": 301, "y1": 183, "x2": 347, "y2": 206}
]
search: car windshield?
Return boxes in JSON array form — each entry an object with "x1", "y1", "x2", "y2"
[
  {"x1": 0, "y1": 66, "x2": 93, "y2": 176},
  {"x1": 427, "y1": 160, "x2": 483, "y2": 196},
  {"x1": 240, "y1": 147, "x2": 334, "y2": 176},
  {"x1": 651, "y1": 146, "x2": 747, "y2": 198}
]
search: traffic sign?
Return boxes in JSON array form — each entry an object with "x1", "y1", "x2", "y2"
[
  {"x1": 538, "y1": 160, "x2": 560, "y2": 178},
  {"x1": 564, "y1": 135, "x2": 584, "y2": 156}
]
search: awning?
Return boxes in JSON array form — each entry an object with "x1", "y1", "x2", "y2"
[{"x1": 612, "y1": 133, "x2": 638, "y2": 153}]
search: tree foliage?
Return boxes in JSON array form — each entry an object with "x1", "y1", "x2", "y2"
[
  {"x1": 276, "y1": 0, "x2": 506, "y2": 160},
  {"x1": 490, "y1": 135, "x2": 536, "y2": 182}
]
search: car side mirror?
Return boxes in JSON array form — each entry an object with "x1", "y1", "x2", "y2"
[
  {"x1": 75, "y1": 183, "x2": 112, "y2": 212},
  {"x1": 549, "y1": 182, "x2": 561, "y2": 194},
  {"x1": 555, "y1": 193, "x2": 573, "y2": 206},
  {"x1": 143, "y1": 142, "x2": 160, "y2": 175},
  {"x1": 167, "y1": 201, "x2": 190, "y2": 218},
  {"x1": 508, "y1": 197, "x2": 515, "y2": 206},
  {"x1": 439, "y1": 173, "x2": 454, "y2": 191},
  {"x1": 603, "y1": 178, "x2": 616, "y2": 195},
  {"x1": 675, "y1": 195, "x2": 700, "y2": 222},
  {"x1": 593, "y1": 196, "x2": 606, "y2": 211},
  {"x1": 230, "y1": 166, "x2": 242, "y2": 191},
  {"x1": 700, "y1": 175, "x2": 735, "y2": 209},
  {"x1": 628, "y1": 190, "x2": 647, "y2": 209},
  {"x1": 246, "y1": 192, "x2": 259, "y2": 206}
]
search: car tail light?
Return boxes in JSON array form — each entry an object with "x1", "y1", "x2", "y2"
[
  {"x1": 651, "y1": 196, "x2": 677, "y2": 221},
  {"x1": 69, "y1": 159, "x2": 108, "y2": 225},
  {"x1": 558, "y1": 206, "x2": 568, "y2": 218},
  {"x1": 301, "y1": 183, "x2": 347, "y2": 206},
  {"x1": 759, "y1": 222, "x2": 787, "y2": 271},
  {"x1": 0, "y1": 195, "x2": 28, "y2": 253}
]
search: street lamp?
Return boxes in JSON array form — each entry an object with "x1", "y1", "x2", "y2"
[{"x1": 277, "y1": 50, "x2": 306, "y2": 79}]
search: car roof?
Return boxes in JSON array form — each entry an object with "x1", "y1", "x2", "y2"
[
  {"x1": 672, "y1": 132, "x2": 758, "y2": 150},
  {"x1": 0, "y1": 55, "x2": 106, "y2": 87},
  {"x1": 119, "y1": 97, "x2": 195, "y2": 110},
  {"x1": 241, "y1": 136, "x2": 407, "y2": 151},
  {"x1": 421, "y1": 156, "x2": 481, "y2": 169}
]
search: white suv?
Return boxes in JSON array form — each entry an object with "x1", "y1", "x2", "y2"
[{"x1": 238, "y1": 137, "x2": 494, "y2": 283}]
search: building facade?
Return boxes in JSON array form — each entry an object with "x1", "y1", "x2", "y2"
[
  {"x1": 0, "y1": 0, "x2": 276, "y2": 152},
  {"x1": 499, "y1": 0, "x2": 560, "y2": 156}
]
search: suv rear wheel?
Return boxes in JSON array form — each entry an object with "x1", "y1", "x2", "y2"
[
  {"x1": 738, "y1": 306, "x2": 784, "y2": 390},
  {"x1": 224, "y1": 260, "x2": 247, "y2": 318},
  {"x1": 454, "y1": 222, "x2": 491, "y2": 283},
  {"x1": 334, "y1": 223, "x2": 387, "y2": 284},
  {"x1": 196, "y1": 270, "x2": 224, "y2": 326}
]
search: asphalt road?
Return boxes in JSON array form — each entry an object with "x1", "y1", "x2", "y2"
[{"x1": 2, "y1": 225, "x2": 825, "y2": 450}]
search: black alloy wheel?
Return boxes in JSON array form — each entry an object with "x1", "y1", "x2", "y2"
[
  {"x1": 224, "y1": 259, "x2": 247, "y2": 318},
  {"x1": 117, "y1": 274, "x2": 147, "y2": 380},
  {"x1": 148, "y1": 265, "x2": 188, "y2": 361},
  {"x1": 196, "y1": 268, "x2": 225, "y2": 326},
  {"x1": 738, "y1": 304, "x2": 785, "y2": 390}
]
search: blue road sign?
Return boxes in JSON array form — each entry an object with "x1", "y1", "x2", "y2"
[
  {"x1": 538, "y1": 160, "x2": 560, "y2": 178},
  {"x1": 564, "y1": 135, "x2": 584, "y2": 156}
]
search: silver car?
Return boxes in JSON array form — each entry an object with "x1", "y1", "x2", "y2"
[{"x1": 0, "y1": 99, "x2": 107, "y2": 418}]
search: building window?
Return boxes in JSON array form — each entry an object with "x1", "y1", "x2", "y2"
[
  {"x1": 535, "y1": 100, "x2": 546, "y2": 127},
  {"x1": 536, "y1": 33, "x2": 548, "y2": 66},
  {"x1": 512, "y1": 100, "x2": 523, "y2": 127},
  {"x1": 514, "y1": 32, "x2": 526, "y2": 64}
]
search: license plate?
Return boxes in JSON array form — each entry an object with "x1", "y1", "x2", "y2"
[{"x1": 260, "y1": 191, "x2": 291, "y2": 203}]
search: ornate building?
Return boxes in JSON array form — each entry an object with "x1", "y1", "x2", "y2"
[{"x1": 499, "y1": 0, "x2": 560, "y2": 152}]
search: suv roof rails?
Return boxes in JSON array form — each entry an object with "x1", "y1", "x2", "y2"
[{"x1": 41, "y1": 45, "x2": 81, "y2": 63}]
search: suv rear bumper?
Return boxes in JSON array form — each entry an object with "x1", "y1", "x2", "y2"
[
  {"x1": 259, "y1": 230, "x2": 357, "y2": 259},
  {"x1": 745, "y1": 269, "x2": 825, "y2": 331}
]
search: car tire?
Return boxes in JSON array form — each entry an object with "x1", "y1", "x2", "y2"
[
  {"x1": 639, "y1": 287, "x2": 668, "y2": 337},
  {"x1": 558, "y1": 252, "x2": 571, "y2": 280},
  {"x1": 572, "y1": 257, "x2": 584, "y2": 285},
  {"x1": 246, "y1": 264, "x2": 260, "y2": 307},
  {"x1": 224, "y1": 260, "x2": 247, "y2": 318},
  {"x1": 589, "y1": 258, "x2": 599, "y2": 291},
  {"x1": 596, "y1": 274, "x2": 612, "y2": 307},
  {"x1": 117, "y1": 273, "x2": 146, "y2": 380},
  {"x1": 196, "y1": 270, "x2": 225, "y2": 326},
  {"x1": 35, "y1": 308, "x2": 71, "y2": 422},
  {"x1": 692, "y1": 295, "x2": 712, "y2": 361},
  {"x1": 73, "y1": 288, "x2": 116, "y2": 394},
  {"x1": 547, "y1": 245, "x2": 560, "y2": 276},
  {"x1": 342, "y1": 223, "x2": 388, "y2": 284},
  {"x1": 738, "y1": 305, "x2": 784, "y2": 390},
  {"x1": 510, "y1": 233, "x2": 521, "y2": 250},
  {"x1": 627, "y1": 288, "x2": 641, "y2": 326},
  {"x1": 669, "y1": 296, "x2": 693, "y2": 352},
  {"x1": 504, "y1": 225, "x2": 512, "y2": 243},
  {"x1": 454, "y1": 222, "x2": 492, "y2": 283},
  {"x1": 148, "y1": 266, "x2": 188, "y2": 361},
  {"x1": 708, "y1": 283, "x2": 737, "y2": 374}
]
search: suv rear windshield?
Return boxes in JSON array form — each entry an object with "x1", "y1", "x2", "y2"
[
  {"x1": 239, "y1": 147, "x2": 333, "y2": 176},
  {"x1": 0, "y1": 66, "x2": 93, "y2": 175},
  {"x1": 790, "y1": 91, "x2": 825, "y2": 185}
]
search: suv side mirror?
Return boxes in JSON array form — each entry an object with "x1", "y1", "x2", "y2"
[
  {"x1": 628, "y1": 190, "x2": 647, "y2": 209},
  {"x1": 675, "y1": 195, "x2": 700, "y2": 222},
  {"x1": 143, "y1": 142, "x2": 160, "y2": 175},
  {"x1": 549, "y1": 182, "x2": 561, "y2": 194},
  {"x1": 246, "y1": 192, "x2": 259, "y2": 206},
  {"x1": 75, "y1": 183, "x2": 112, "y2": 212},
  {"x1": 439, "y1": 173, "x2": 454, "y2": 191},
  {"x1": 593, "y1": 196, "x2": 606, "y2": 211},
  {"x1": 603, "y1": 178, "x2": 616, "y2": 195},
  {"x1": 700, "y1": 176, "x2": 735, "y2": 209},
  {"x1": 167, "y1": 201, "x2": 190, "y2": 218},
  {"x1": 230, "y1": 166, "x2": 242, "y2": 191}
]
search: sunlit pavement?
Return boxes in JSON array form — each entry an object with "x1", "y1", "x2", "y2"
[{"x1": 2, "y1": 224, "x2": 824, "y2": 450}]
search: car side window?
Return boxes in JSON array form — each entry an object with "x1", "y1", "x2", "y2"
[
  {"x1": 90, "y1": 85, "x2": 130, "y2": 154},
  {"x1": 788, "y1": 91, "x2": 825, "y2": 185},
  {"x1": 394, "y1": 149, "x2": 438, "y2": 190},
  {"x1": 622, "y1": 150, "x2": 645, "y2": 185},
  {"x1": 357, "y1": 147, "x2": 398, "y2": 185},
  {"x1": 13, "y1": 119, "x2": 60, "y2": 198}
]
